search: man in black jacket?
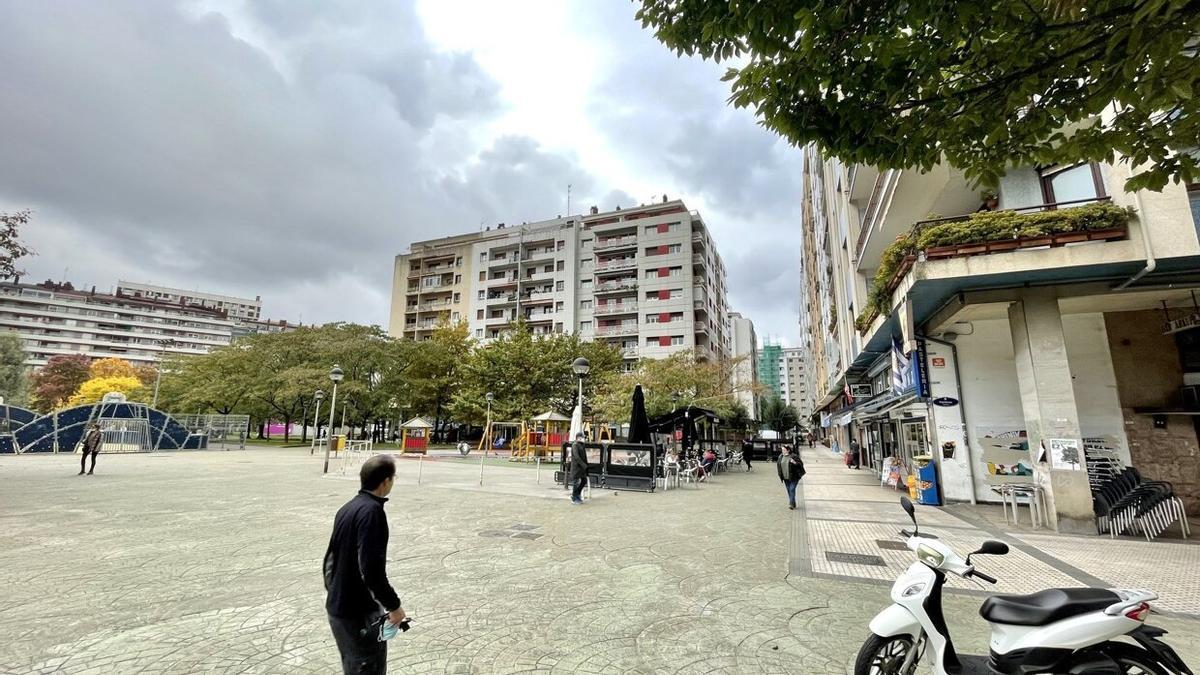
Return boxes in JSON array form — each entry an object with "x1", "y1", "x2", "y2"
[
  {"x1": 569, "y1": 433, "x2": 588, "y2": 504},
  {"x1": 79, "y1": 423, "x2": 102, "y2": 476},
  {"x1": 776, "y1": 445, "x2": 806, "y2": 510},
  {"x1": 324, "y1": 455, "x2": 405, "y2": 674}
]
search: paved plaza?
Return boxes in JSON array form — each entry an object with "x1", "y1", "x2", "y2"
[{"x1": 2, "y1": 447, "x2": 1198, "y2": 674}]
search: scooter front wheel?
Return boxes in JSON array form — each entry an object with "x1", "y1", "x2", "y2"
[{"x1": 854, "y1": 633, "x2": 917, "y2": 675}]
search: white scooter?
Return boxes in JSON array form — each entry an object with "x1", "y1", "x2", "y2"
[{"x1": 856, "y1": 496, "x2": 1192, "y2": 674}]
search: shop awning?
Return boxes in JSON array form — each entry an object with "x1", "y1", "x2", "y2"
[
  {"x1": 853, "y1": 392, "x2": 918, "y2": 421},
  {"x1": 830, "y1": 410, "x2": 854, "y2": 427}
]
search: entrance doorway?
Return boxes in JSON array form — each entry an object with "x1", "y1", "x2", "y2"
[{"x1": 900, "y1": 420, "x2": 929, "y2": 463}]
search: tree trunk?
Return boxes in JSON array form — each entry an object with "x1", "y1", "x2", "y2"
[{"x1": 283, "y1": 416, "x2": 291, "y2": 443}]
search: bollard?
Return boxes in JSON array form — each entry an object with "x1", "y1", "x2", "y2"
[
  {"x1": 479, "y1": 454, "x2": 485, "y2": 485},
  {"x1": 536, "y1": 457, "x2": 541, "y2": 485},
  {"x1": 418, "y1": 453, "x2": 424, "y2": 485}
]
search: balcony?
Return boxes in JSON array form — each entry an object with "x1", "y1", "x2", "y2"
[
  {"x1": 691, "y1": 232, "x2": 703, "y2": 244},
  {"x1": 523, "y1": 312, "x2": 554, "y2": 323},
  {"x1": 521, "y1": 248, "x2": 556, "y2": 262},
  {"x1": 486, "y1": 315, "x2": 513, "y2": 325},
  {"x1": 523, "y1": 291, "x2": 555, "y2": 304},
  {"x1": 595, "y1": 279, "x2": 638, "y2": 294},
  {"x1": 594, "y1": 302, "x2": 638, "y2": 316},
  {"x1": 595, "y1": 235, "x2": 638, "y2": 251},
  {"x1": 417, "y1": 301, "x2": 452, "y2": 312},
  {"x1": 621, "y1": 346, "x2": 639, "y2": 358},
  {"x1": 693, "y1": 300, "x2": 708, "y2": 314},
  {"x1": 594, "y1": 258, "x2": 637, "y2": 273},
  {"x1": 596, "y1": 324, "x2": 638, "y2": 337},
  {"x1": 692, "y1": 254, "x2": 706, "y2": 267},
  {"x1": 487, "y1": 276, "x2": 519, "y2": 287},
  {"x1": 487, "y1": 293, "x2": 518, "y2": 304},
  {"x1": 525, "y1": 271, "x2": 556, "y2": 282}
]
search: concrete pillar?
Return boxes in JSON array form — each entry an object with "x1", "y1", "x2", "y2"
[{"x1": 1008, "y1": 289, "x2": 1093, "y2": 533}]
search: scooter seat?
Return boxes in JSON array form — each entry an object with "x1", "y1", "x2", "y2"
[{"x1": 979, "y1": 588, "x2": 1119, "y2": 626}]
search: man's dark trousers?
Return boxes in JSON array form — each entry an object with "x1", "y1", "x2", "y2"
[
  {"x1": 328, "y1": 612, "x2": 386, "y2": 674},
  {"x1": 571, "y1": 476, "x2": 585, "y2": 502}
]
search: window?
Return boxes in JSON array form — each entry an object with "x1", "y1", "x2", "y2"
[
  {"x1": 451, "y1": 312, "x2": 459, "y2": 321},
  {"x1": 581, "y1": 279, "x2": 592, "y2": 289},
  {"x1": 556, "y1": 301, "x2": 564, "y2": 311},
  {"x1": 480, "y1": 252, "x2": 487, "y2": 261},
  {"x1": 646, "y1": 314, "x2": 660, "y2": 324},
  {"x1": 479, "y1": 271, "x2": 486, "y2": 281},
  {"x1": 453, "y1": 293, "x2": 460, "y2": 303},
  {"x1": 475, "y1": 329, "x2": 483, "y2": 337},
  {"x1": 477, "y1": 310, "x2": 484, "y2": 320},
  {"x1": 556, "y1": 281, "x2": 565, "y2": 291},
  {"x1": 478, "y1": 290, "x2": 485, "y2": 300},
  {"x1": 580, "y1": 320, "x2": 592, "y2": 332},
  {"x1": 556, "y1": 260, "x2": 565, "y2": 272},
  {"x1": 580, "y1": 300, "x2": 592, "y2": 309},
  {"x1": 670, "y1": 336, "x2": 683, "y2": 345},
  {"x1": 1039, "y1": 163, "x2": 1105, "y2": 204},
  {"x1": 423, "y1": 276, "x2": 439, "y2": 288},
  {"x1": 544, "y1": 265, "x2": 553, "y2": 274},
  {"x1": 557, "y1": 240, "x2": 565, "y2": 251},
  {"x1": 454, "y1": 274, "x2": 461, "y2": 284},
  {"x1": 456, "y1": 256, "x2": 463, "y2": 267}
]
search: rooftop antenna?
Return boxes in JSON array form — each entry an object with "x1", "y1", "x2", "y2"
[{"x1": 566, "y1": 183, "x2": 572, "y2": 216}]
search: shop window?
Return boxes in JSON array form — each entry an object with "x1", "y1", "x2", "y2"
[{"x1": 1039, "y1": 162, "x2": 1105, "y2": 205}]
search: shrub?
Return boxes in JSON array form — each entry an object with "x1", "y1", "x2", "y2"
[{"x1": 857, "y1": 203, "x2": 1134, "y2": 333}]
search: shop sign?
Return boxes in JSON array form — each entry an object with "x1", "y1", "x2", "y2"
[
  {"x1": 849, "y1": 384, "x2": 874, "y2": 399},
  {"x1": 1164, "y1": 312, "x2": 1200, "y2": 335},
  {"x1": 932, "y1": 397, "x2": 959, "y2": 407},
  {"x1": 931, "y1": 357, "x2": 946, "y2": 368}
]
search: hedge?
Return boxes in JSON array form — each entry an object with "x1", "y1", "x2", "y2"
[{"x1": 854, "y1": 203, "x2": 1135, "y2": 332}]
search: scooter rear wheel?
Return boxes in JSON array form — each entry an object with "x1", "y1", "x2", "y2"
[
  {"x1": 1106, "y1": 642, "x2": 1170, "y2": 675},
  {"x1": 854, "y1": 633, "x2": 917, "y2": 675}
]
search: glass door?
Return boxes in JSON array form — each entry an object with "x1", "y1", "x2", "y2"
[{"x1": 900, "y1": 420, "x2": 929, "y2": 464}]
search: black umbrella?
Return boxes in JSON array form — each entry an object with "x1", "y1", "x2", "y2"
[{"x1": 627, "y1": 385, "x2": 651, "y2": 444}]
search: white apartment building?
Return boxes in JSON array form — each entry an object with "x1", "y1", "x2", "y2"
[
  {"x1": 1, "y1": 281, "x2": 236, "y2": 367},
  {"x1": 798, "y1": 141, "x2": 1200, "y2": 531},
  {"x1": 780, "y1": 347, "x2": 808, "y2": 417},
  {"x1": 728, "y1": 312, "x2": 759, "y2": 419},
  {"x1": 117, "y1": 281, "x2": 262, "y2": 321},
  {"x1": 390, "y1": 200, "x2": 732, "y2": 365}
]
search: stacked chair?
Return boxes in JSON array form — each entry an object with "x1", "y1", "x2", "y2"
[{"x1": 1093, "y1": 465, "x2": 1190, "y2": 540}]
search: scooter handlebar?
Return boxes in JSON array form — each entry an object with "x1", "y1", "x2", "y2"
[{"x1": 969, "y1": 570, "x2": 998, "y2": 585}]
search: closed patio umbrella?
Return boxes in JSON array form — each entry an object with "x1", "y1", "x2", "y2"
[{"x1": 627, "y1": 385, "x2": 651, "y2": 444}]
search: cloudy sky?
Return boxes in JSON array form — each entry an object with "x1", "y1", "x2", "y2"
[{"x1": 0, "y1": 0, "x2": 802, "y2": 346}]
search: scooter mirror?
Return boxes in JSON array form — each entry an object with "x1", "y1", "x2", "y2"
[
  {"x1": 977, "y1": 540, "x2": 1009, "y2": 556},
  {"x1": 900, "y1": 496, "x2": 916, "y2": 525}
]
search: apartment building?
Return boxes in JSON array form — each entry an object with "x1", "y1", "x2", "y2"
[
  {"x1": 1, "y1": 281, "x2": 236, "y2": 367},
  {"x1": 117, "y1": 281, "x2": 261, "y2": 321},
  {"x1": 728, "y1": 312, "x2": 759, "y2": 419},
  {"x1": 757, "y1": 343, "x2": 807, "y2": 417},
  {"x1": 389, "y1": 200, "x2": 732, "y2": 364},
  {"x1": 797, "y1": 141, "x2": 1200, "y2": 531}
]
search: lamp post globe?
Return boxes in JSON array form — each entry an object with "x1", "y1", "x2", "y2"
[
  {"x1": 323, "y1": 365, "x2": 343, "y2": 474},
  {"x1": 311, "y1": 389, "x2": 325, "y2": 454},
  {"x1": 571, "y1": 357, "x2": 590, "y2": 376}
]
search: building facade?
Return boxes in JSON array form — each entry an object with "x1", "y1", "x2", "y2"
[
  {"x1": 728, "y1": 312, "x2": 759, "y2": 419},
  {"x1": 797, "y1": 141, "x2": 1200, "y2": 530},
  {"x1": 1, "y1": 281, "x2": 236, "y2": 367},
  {"x1": 116, "y1": 281, "x2": 261, "y2": 321},
  {"x1": 389, "y1": 200, "x2": 733, "y2": 366}
]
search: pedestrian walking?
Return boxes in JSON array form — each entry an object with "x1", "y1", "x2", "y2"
[
  {"x1": 324, "y1": 455, "x2": 406, "y2": 675},
  {"x1": 78, "y1": 423, "x2": 102, "y2": 476},
  {"x1": 776, "y1": 445, "x2": 806, "y2": 510},
  {"x1": 848, "y1": 438, "x2": 861, "y2": 469},
  {"x1": 741, "y1": 437, "x2": 753, "y2": 471},
  {"x1": 569, "y1": 432, "x2": 588, "y2": 504}
]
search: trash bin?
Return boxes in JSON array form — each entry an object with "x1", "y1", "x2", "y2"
[{"x1": 913, "y1": 455, "x2": 942, "y2": 506}]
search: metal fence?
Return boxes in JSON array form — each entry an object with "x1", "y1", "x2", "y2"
[{"x1": 173, "y1": 414, "x2": 250, "y2": 450}]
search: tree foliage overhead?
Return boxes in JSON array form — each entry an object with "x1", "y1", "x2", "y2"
[
  {"x1": 636, "y1": 0, "x2": 1200, "y2": 191},
  {"x1": 591, "y1": 352, "x2": 759, "y2": 423},
  {"x1": 759, "y1": 395, "x2": 800, "y2": 433},
  {"x1": 0, "y1": 210, "x2": 35, "y2": 280},
  {"x1": 68, "y1": 376, "x2": 146, "y2": 406}
]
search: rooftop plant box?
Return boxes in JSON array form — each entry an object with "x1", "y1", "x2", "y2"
[{"x1": 855, "y1": 202, "x2": 1135, "y2": 334}]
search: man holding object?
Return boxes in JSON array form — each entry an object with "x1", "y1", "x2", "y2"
[{"x1": 324, "y1": 455, "x2": 406, "y2": 674}]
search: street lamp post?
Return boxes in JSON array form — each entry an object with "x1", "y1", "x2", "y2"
[
  {"x1": 151, "y1": 338, "x2": 177, "y2": 408},
  {"x1": 310, "y1": 390, "x2": 324, "y2": 455},
  {"x1": 572, "y1": 357, "x2": 590, "y2": 440},
  {"x1": 484, "y1": 392, "x2": 494, "y2": 456},
  {"x1": 323, "y1": 366, "x2": 344, "y2": 474}
]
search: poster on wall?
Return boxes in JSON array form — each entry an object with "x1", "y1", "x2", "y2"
[
  {"x1": 977, "y1": 428, "x2": 1033, "y2": 483},
  {"x1": 1048, "y1": 438, "x2": 1083, "y2": 471}
]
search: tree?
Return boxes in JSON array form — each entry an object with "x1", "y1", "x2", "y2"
[
  {"x1": 1, "y1": 210, "x2": 35, "y2": 280},
  {"x1": 636, "y1": 0, "x2": 1200, "y2": 191},
  {"x1": 89, "y1": 357, "x2": 138, "y2": 380},
  {"x1": 403, "y1": 322, "x2": 470, "y2": 441},
  {"x1": 0, "y1": 332, "x2": 29, "y2": 406},
  {"x1": 68, "y1": 376, "x2": 146, "y2": 405},
  {"x1": 30, "y1": 354, "x2": 91, "y2": 411},
  {"x1": 591, "y1": 353, "x2": 756, "y2": 422},
  {"x1": 760, "y1": 395, "x2": 800, "y2": 434},
  {"x1": 448, "y1": 322, "x2": 623, "y2": 426}
]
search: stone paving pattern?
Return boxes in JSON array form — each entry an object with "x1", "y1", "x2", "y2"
[{"x1": 1, "y1": 448, "x2": 1198, "y2": 674}]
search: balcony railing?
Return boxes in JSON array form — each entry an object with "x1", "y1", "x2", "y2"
[
  {"x1": 596, "y1": 324, "x2": 638, "y2": 336},
  {"x1": 692, "y1": 254, "x2": 705, "y2": 266},
  {"x1": 487, "y1": 276, "x2": 518, "y2": 286},
  {"x1": 595, "y1": 279, "x2": 638, "y2": 293},
  {"x1": 595, "y1": 258, "x2": 637, "y2": 272},
  {"x1": 487, "y1": 293, "x2": 517, "y2": 303},
  {"x1": 621, "y1": 347, "x2": 639, "y2": 358},
  {"x1": 594, "y1": 302, "x2": 638, "y2": 316},
  {"x1": 521, "y1": 248, "x2": 556, "y2": 261},
  {"x1": 417, "y1": 301, "x2": 452, "y2": 312},
  {"x1": 523, "y1": 291, "x2": 555, "y2": 303},
  {"x1": 486, "y1": 315, "x2": 513, "y2": 325},
  {"x1": 595, "y1": 236, "x2": 638, "y2": 250}
]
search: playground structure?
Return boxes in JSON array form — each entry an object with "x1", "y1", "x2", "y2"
[
  {"x1": 509, "y1": 411, "x2": 569, "y2": 462},
  {"x1": 0, "y1": 393, "x2": 225, "y2": 454},
  {"x1": 400, "y1": 417, "x2": 433, "y2": 454},
  {"x1": 478, "y1": 420, "x2": 527, "y2": 457}
]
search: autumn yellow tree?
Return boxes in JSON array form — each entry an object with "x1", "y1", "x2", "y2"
[
  {"x1": 67, "y1": 376, "x2": 147, "y2": 405},
  {"x1": 88, "y1": 357, "x2": 138, "y2": 380}
]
